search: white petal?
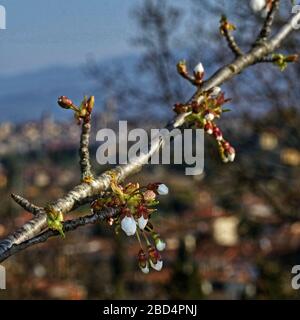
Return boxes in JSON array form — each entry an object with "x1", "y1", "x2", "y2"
[
  {"x1": 222, "y1": 157, "x2": 229, "y2": 163},
  {"x1": 250, "y1": 0, "x2": 266, "y2": 12},
  {"x1": 157, "y1": 184, "x2": 169, "y2": 195},
  {"x1": 204, "y1": 113, "x2": 215, "y2": 121},
  {"x1": 193, "y1": 62, "x2": 204, "y2": 75},
  {"x1": 210, "y1": 87, "x2": 221, "y2": 98},
  {"x1": 228, "y1": 153, "x2": 236, "y2": 162},
  {"x1": 138, "y1": 216, "x2": 148, "y2": 230},
  {"x1": 156, "y1": 239, "x2": 166, "y2": 252},
  {"x1": 216, "y1": 135, "x2": 223, "y2": 141},
  {"x1": 198, "y1": 96, "x2": 205, "y2": 104},
  {"x1": 121, "y1": 216, "x2": 136, "y2": 236},
  {"x1": 140, "y1": 265, "x2": 150, "y2": 274},
  {"x1": 150, "y1": 260, "x2": 163, "y2": 271}
]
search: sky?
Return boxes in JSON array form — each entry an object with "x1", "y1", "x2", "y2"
[{"x1": 0, "y1": 0, "x2": 142, "y2": 75}]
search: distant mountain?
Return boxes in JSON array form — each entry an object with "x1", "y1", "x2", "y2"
[{"x1": 0, "y1": 55, "x2": 137, "y2": 123}]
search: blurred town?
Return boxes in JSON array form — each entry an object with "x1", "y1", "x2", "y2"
[
  {"x1": 0, "y1": 104, "x2": 300, "y2": 299},
  {"x1": 0, "y1": 0, "x2": 300, "y2": 299}
]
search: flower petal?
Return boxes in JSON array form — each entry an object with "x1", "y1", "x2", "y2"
[
  {"x1": 138, "y1": 216, "x2": 148, "y2": 230},
  {"x1": 157, "y1": 184, "x2": 169, "y2": 195},
  {"x1": 121, "y1": 216, "x2": 137, "y2": 236},
  {"x1": 150, "y1": 260, "x2": 163, "y2": 271}
]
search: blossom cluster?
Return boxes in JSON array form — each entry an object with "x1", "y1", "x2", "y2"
[
  {"x1": 91, "y1": 180, "x2": 168, "y2": 273},
  {"x1": 174, "y1": 62, "x2": 235, "y2": 163}
]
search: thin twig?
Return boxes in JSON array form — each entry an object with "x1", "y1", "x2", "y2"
[
  {"x1": 222, "y1": 27, "x2": 243, "y2": 57},
  {"x1": 179, "y1": 72, "x2": 198, "y2": 86},
  {"x1": 255, "y1": 0, "x2": 280, "y2": 45},
  {"x1": 79, "y1": 117, "x2": 94, "y2": 182},
  {"x1": 11, "y1": 193, "x2": 43, "y2": 215}
]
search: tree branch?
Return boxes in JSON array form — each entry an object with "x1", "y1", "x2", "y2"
[
  {"x1": 0, "y1": 208, "x2": 117, "y2": 263},
  {"x1": 0, "y1": 8, "x2": 299, "y2": 262},
  {"x1": 193, "y1": 9, "x2": 300, "y2": 101}
]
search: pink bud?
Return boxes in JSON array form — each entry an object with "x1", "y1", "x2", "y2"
[
  {"x1": 213, "y1": 127, "x2": 223, "y2": 141},
  {"x1": 58, "y1": 96, "x2": 73, "y2": 109},
  {"x1": 204, "y1": 123, "x2": 213, "y2": 135},
  {"x1": 143, "y1": 190, "x2": 156, "y2": 202}
]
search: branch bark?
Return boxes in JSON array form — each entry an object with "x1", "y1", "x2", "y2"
[{"x1": 79, "y1": 118, "x2": 94, "y2": 182}]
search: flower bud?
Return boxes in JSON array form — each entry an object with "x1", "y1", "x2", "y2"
[
  {"x1": 138, "y1": 250, "x2": 150, "y2": 274},
  {"x1": 210, "y1": 86, "x2": 221, "y2": 98},
  {"x1": 143, "y1": 190, "x2": 156, "y2": 202},
  {"x1": 155, "y1": 238, "x2": 166, "y2": 252},
  {"x1": 285, "y1": 55, "x2": 299, "y2": 63},
  {"x1": 204, "y1": 111, "x2": 215, "y2": 122},
  {"x1": 191, "y1": 101, "x2": 201, "y2": 113},
  {"x1": 86, "y1": 96, "x2": 95, "y2": 114},
  {"x1": 58, "y1": 96, "x2": 73, "y2": 109},
  {"x1": 174, "y1": 103, "x2": 189, "y2": 114},
  {"x1": 204, "y1": 123, "x2": 213, "y2": 135},
  {"x1": 137, "y1": 215, "x2": 148, "y2": 230},
  {"x1": 226, "y1": 146, "x2": 236, "y2": 162},
  {"x1": 213, "y1": 127, "x2": 223, "y2": 141},
  {"x1": 193, "y1": 62, "x2": 204, "y2": 76},
  {"x1": 148, "y1": 246, "x2": 163, "y2": 271},
  {"x1": 121, "y1": 215, "x2": 136, "y2": 236},
  {"x1": 157, "y1": 184, "x2": 169, "y2": 195},
  {"x1": 177, "y1": 60, "x2": 188, "y2": 75},
  {"x1": 222, "y1": 141, "x2": 230, "y2": 150},
  {"x1": 222, "y1": 156, "x2": 229, "y2": 163},
  {"x1": 150, "y1": 259, "x2": 163, "y2": 271},
  {"x1": 250, "y1": 0, "x2": 266, "y2": 12}
]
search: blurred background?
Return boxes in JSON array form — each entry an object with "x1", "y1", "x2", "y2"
[{"x1": 0, "y1": 0, "x2": 300, "y2": 299}]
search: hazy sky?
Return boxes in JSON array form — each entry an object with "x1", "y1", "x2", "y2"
[{"x1": 0, "y1": 0, "x2": 142, "y2": 75}]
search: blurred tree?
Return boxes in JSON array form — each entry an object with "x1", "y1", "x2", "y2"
[
  {"x1": 167, "y1": 239, "x2": 203, "y2": 299},
  {"x1": 110, "y1": 237, "x2": 127, "y2": 299}
]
